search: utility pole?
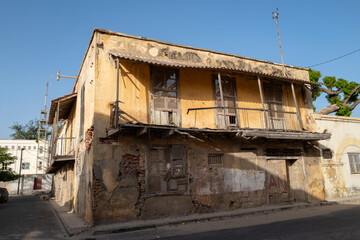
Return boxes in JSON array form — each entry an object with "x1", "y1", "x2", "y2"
[
  {"x1": 37, "y1": 79, "x2": 50, "y2": 173},
  {"x1": 17, "y1": 148, "x2": 24, "y2": 195},
  {"x1": 272, "y1": 8, "x2": 286, "y2": 77}
]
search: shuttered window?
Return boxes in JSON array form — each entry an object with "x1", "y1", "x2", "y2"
[
  {"x1": 213, "y1": 75, "x2": 238, "y2": 128},
  {"x1": 79, "y1": 84, "x2": 85, "y2": 141},
  {"x1": 348, "y1": 153, "x2": 360, "y2": 174},
  {"x1": 147, "y1": 145, "x2": 188, "y2": 194},
  {"x1": 263, "y1": 83, "x2": 285, "y2": 130},
  {"x1": 151, "y1": 67, "x2": 179, "y2": 126}
]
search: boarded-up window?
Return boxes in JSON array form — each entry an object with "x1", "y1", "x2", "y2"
[
  {"x1": 348, "y1": 153, "x2": 360, "y2": 174},
  {"x1": 80, "y1": 84, "x2": 85, "y2": 140},
  {"x1": 263, "y1": 83, "x2": 285, "y2": 130},
  {"x1": 213, "y1": 75, "x2": 238, "y2": 128},
  {"x1": 151, "y1": 67, "x2": 179, "y2": 126},
  {"x1": 147, "y1": 145, "x2": 187, "y2": 194}
]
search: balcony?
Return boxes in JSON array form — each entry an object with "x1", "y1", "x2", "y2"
[
  {"x1": 186, "y1": 106, "x2": 301, "y2": 131},
  {"x1": 107, "y1": 102, "x2": 330, "y2": 141},
  {"x1": 54, "y1": 137, "x2": 75, "y2": 160},
  {"x1": 47, "y1": 137, "x2": 75, "y2": 174}
]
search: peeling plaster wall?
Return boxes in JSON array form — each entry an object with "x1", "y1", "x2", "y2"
[
  {"x1": 315, "y1": 114, "x2": 360, "y2": 199},
  {"x1": 61, "y1": 34, "x2": 97, "y2": 225},
  {"x1": 53, "y1": 163, "x2": 74, "y2": 208},
  {"x1": 89, "y1": 132, "x2": 316, "y2": 224}
]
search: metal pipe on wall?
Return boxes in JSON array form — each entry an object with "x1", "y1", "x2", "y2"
[{"x1": 115, "y1": 57, "x2": 120, "y2": 128}]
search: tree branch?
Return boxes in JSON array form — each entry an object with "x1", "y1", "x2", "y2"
[
  {"x1": 350, "y1": 98, "x2": 360, "y2": 110},
  {"x1": 343, "y1": 83, "x2": 360, "y2": 105},
  {"x1": 316, "y1": 104, "x2": 340, "y2": 115},
  {"x1": 318, "y1": 87, "x2": 342, "y2": 95}
]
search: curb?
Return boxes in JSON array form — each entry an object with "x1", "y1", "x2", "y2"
[
  {"x1": 48, "y1": 200, "x2": 74, "y2": 237},
  {"x1": 93, "y1": 201, "x2": 338, "y2": 236}
]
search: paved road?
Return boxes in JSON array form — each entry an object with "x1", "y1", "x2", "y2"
[
  {"x1": 0, "y1": 195, "x2": 66, "y2": 240},
  {"x1": 92, "y1": 203, "x2": 360, "y2": 240}
]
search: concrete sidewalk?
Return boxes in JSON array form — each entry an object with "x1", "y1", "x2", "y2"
[
  {"x1": 49, "y1": 199, "x2": 88, "y2": 236},
  {"x1": 49, "y1": 196, "x2": 360, "y2": 237}
]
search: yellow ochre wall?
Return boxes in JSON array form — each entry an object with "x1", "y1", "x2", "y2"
[{"x1": 94, "y1": 32, "x2": 314, "y2": 134}]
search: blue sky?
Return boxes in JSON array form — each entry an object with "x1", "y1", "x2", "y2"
[{"x1": 0, "y1": 0, "x2": 359, "y2": 139}]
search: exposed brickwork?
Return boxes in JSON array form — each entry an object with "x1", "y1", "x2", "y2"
[
  {"x1": 118, "y1": 153, "x2": 146, "y2": 216},
  {"x1": 121, "y1": 154, "x2": 140, "y2": 175},
  {"x1": 136, "y1": 155, "x2": 146, "y2": 215},
  {"x1": 85, "y1": 126, "x2": 94, "y2": 152},
  {"x1": 92, "y1": 169, "x2": 103, "y2": 213}
]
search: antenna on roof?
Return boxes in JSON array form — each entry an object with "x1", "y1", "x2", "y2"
[
  {"x1": 44, "y1": 79, "x2": 49, "y2": 111},
  {"x1": 272, "y1": 8, "x2": 286, "y2": 77},
  {"x1": 56, "y1": 70, "x2": 77, "y2": 81}
]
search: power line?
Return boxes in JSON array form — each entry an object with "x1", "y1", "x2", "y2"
[{"x1": 308, "y1": 48, "x2": 360, "y2": 68}]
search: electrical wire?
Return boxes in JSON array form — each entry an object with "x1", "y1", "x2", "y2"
[{"x1": 307, "y1": 48, "x2": 360, "y2": 68}]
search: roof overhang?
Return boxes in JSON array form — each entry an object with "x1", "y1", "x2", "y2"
[
  {"x1": 109, "y1": 51, "x2": 320, "y2": 86},
  {"x1": 48, "y1": 93, "x2": 77, "y2": 124}
]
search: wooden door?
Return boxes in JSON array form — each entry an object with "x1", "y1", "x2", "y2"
[
  {"x1": 267, "y1": 160, "x2": 288, "y2": 204},
  {"x1": 34, "y1": 177, "x2": 42, "y2": 190}
]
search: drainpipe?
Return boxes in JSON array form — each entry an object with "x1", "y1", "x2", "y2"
[{"x1": 115, "y1": 57, "x2": 120, "y2": 128}]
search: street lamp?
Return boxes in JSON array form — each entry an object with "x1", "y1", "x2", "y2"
[{"x1": 17, "y1": 148, "x2": 24, "y2": 195}]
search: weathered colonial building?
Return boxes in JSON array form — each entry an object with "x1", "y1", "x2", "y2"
[
  {"x1": 47, "y1": 29, "x2": 330, "y2": 225},
  {"x1": 315, "y1": 114, "x2": 360, "y2": 199}
]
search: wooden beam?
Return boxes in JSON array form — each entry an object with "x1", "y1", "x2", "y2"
[
  {"x1": 291, "y1": 83, "x2": 303, "y2": 130},
  {"x1": 136, "y1": 127, "x2": 148, "y2": 137},
  {"x1": 218, "y1": 72, "x2": 227, "y2": 129},
  {"x1": 162, "y1": 129, "x2": 175, "y2": 138},
  {"x1": 257, "y1": 76, "x2": 269, "y2": 129}
]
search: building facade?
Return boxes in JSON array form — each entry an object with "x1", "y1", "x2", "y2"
[
  {"x1": 0, "y1": 139, "x2": 51, "y2": 195},
  {"x1": 315, "y1": 114, "x2": 360, "y2": 199},
  {"x1": 48, "y1": 29, "x2": 330, "y2": 225},
  {"x1": 0, "y1": 139, "x2": 45, "y2": 175}
]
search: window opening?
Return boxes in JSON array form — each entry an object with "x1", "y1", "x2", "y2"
[
  {"x1": 263, "y1": 83, "x2": 286, "y2": 130},
  {"x1": 208, "y1": 153, "x2": 223, "y2": 166},
  {"x1": 80, "y1": 84, "x2": 85, "y2": 140},
  {"x1": 348, "y1": 153, "x2": 360, "y2": 174},
  {"x1": 213, "y1": 75, "x2": 238, "y2": 128},
  {"x1": 151, "y1": 67, "x2": 179, "y2": 126},
  {"x1": 22, "y1": 162, "x2": 30, "y2": 170}
]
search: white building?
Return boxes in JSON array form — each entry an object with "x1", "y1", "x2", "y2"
[
  {"x1": 0, "y1": 139, "x2": 46, "y2": 175},
  {"x1": 315, "y1": 114, "x2": 360, "y2": 199}
]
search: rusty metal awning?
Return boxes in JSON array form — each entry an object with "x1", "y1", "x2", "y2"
[
  {"x1": 48, "y1": 93, "x2": 77, "y2": 124},
  {"x1": 109, "y1": 51, "x2": 320, "y2": 86}
]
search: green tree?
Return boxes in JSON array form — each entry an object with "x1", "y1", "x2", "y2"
[
  {"x1": 309, "y1": 69, "x2": 360, "y2": 116},
  {"x1": 9, "y1": 119, "x2": 39, "y2": 140},
  {"x1": 0, "y1": 147, "x2": 19, "y2": 182}
]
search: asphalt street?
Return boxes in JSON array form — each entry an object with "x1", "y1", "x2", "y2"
[
  {"x1": 0, "y1": 195, "x2": 66, "y2": 240},
  {"x1": 90, "y1": 203, "x2": 360, "y2": 240}
]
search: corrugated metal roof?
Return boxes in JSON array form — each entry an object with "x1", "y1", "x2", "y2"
[
  {"x1": 48, "y1": 93, "x2": 77, "y2": 124},
  {"x1": 109, "y1": 51, "x2": 320, "y2": 86}
]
